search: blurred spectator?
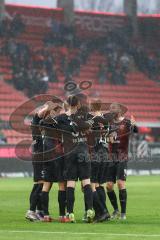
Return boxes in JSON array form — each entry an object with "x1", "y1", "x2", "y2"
[
  {"x1": 51, "y1": 18, "x2": 61, "y2": 36},
  {"x1": 0, "y1": 131, "x2": 7, "y2": 145},
  {"x1": 98, "y1": 63, "x2": 108, "y2": 84},
  {"x1": 64, "y1": 24, "x2": 76, "y2": 48},
  {"x1": 13, "y1": 70, "x2": 25, "y2": 90},
  {"x1": 79, "y1": 42, "x2": 89, "y2": 64},
  {"x1": 111, "y1": 69, "x2": 126, "y2": 85},
  {"x1": 10, "y1": 13, "x2": 25, "y2": 37},
  {"x1": 44, "y1": 54, "x2": 54, "y2": 73},
  {"x1": 6, "y1": 38, "x2": 18, "y2": 57},
  {"x1": 33, "y1": 50, "x2": 45, "y2": 68},
  {"x1": 120, "y1": 54, "x2": 130, "y2": 73},
  {"x1": 108, "y1": 52, "x2": 117, "y2": 74},
  {"x1": 147, "y1": 55, "x2": 158, "y2": 80},
  {"x1": 49, "y1": 65, "x2": 58, "y2": 82},
  {"x1": 68, "y1": 55, "x2": 81, "y2": 76},
  {"x1": 0, "y1": 19, "x2": 10, "y2": 37},
  {"x1": 39, "y1": 71, "x2": 49, "y2": 93},
  {"x1": 65, "y1": 74, "x2": 73, "y2": 83}
]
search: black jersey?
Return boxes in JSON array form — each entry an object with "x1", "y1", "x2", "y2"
[
  {"x1": 109, "y1": 118, "x2": 138, "y2": 162},
  {"x1": 55, "y1": 108, "x2": 92, "y2": 181},
  {"x1": 39, "y1": 116, "x2": 63, "y2": 162},
  {"x1": 55, "y1": 109, "x2": 93, "y2": 148},
  {"x1": 31, "y1": 113, "x2": 43, "y2": 153},
  {"x1": 88, "y1": 112, "x2": 116, "y2": 147},
  {"x1": 70, "y1": 107, "x2": 93, "y2": 144},
  {"x1": 31, "y1": 113, "x2": 44, "y2": 180}
]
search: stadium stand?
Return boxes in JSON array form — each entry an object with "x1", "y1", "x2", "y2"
[{"x1": 0, "y1": 11, "x2": 160, "y2": 145}]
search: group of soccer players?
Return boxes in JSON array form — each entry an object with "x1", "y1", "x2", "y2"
[{"x1": 25, "y1": 92, "x2": 138, "y2": 223}]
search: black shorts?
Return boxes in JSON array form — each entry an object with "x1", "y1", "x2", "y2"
[
  {"x1": 43, "y1": 139, "x2": 63, "y2": 163},
  {"x1": 41, "y1": 157, "x2": 65, "y2": 183},
  {"x1": 98, "y1": 161, "x2": 109, "y2": 184},
  {"x1": 64, "y1": 143, "x2": 91, "y2": 181},
  {"x1": 90, "y1": 144, "x2": 109, "y2": 184},
  {"x1": 54, "y1": 157, "x2": 65, "y2": 182},
  {"x1": 106, "y1": 161, "x2": 127, "y2": 183},
  {"x1": 32, "y1": 162, "x2": 44, "y2": 182},
  {"x1": 42, "y1": 138, "x2": 64, "y2": 182},
  {"x1": 42, "y1": 161, "x2": 57, "y2": 182}
]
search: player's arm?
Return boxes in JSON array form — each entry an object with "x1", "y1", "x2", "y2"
[
  {"x1": 37, "y1": 101, "x2": 56, "y2": 118},
  {"x1": 54, "y1": 114, "x2": 76, "y2": 133},
  {"x1": 31, "y1": 114, "x2": 42, "y2": 140},
  {"x1": 103, "y1": 112, "x2": 116, "y2": 125},
  {"x1": 131, "y1": 124, "x2": 138, "y2": 133},
  {"x1": 71, "y1": 113, "x2": 94, "y2": 132},
  {"x1": 91, "y1": 113, "x2": 116, "y2": 132},
  {"x1": 126, "y1": 118, "x2": 138, "y2": 134},
  {"x1": 130, "y1": 115, "x2": 138, "y2": 133}
]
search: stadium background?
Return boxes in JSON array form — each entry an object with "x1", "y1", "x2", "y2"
[
  {"x1": 0, "y1": 0, "x2": 160, "y2": 177},
  {"x1": 0, "y1": 1, "x2": 160, "y2": 240}
]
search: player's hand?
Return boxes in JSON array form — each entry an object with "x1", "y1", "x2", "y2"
[
  {"x1": 95, "y1": 111, "x2": 102, "y2": 116},
  {"x1": 131, "y1": 115, "x2": 136, "y2": 126},
  {"x1": 45, "y1": 101, "x2": 57, "y2": 110}
]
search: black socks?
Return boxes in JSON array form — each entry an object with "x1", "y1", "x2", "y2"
[
  {"x1": 30, "y1": 183, "x2": 43, "y2": 212},
  {"x1": 93, "y1": 191, "x2": 105, "y2": 216},
  {"x1": 119, "y1": 189, "x2": 127, "y2": 214},
  {"x1": 96, "y1": 186, "x2": 109, "y2": 213},
  {"x1": 107, "y1": 188, "x2": 127, "y2": 214},
  {"x1": 58, "y1": 190, "x2": 66, "y2": 216},
  {"x1": 83, "y1": 184, "x2": 93, "y2": 211},
  {"x1": 107, "y1": 190, "x2": 119, "y2": 211},
  {"x1": 41, "y1": 191, "x2": 49, "y2": 216},
  {"x1": 66, "y1": 187, "x2": 75, "y2": 214},
  {"x1": 36, "y1": 184, "x2": 43, "y2": 211}
]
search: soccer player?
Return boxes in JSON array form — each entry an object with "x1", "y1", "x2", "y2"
[
  {"x1": 39, "y1": 98, "x2": 65, "y2": 222},
  {"x1": 25, "y1": 101, "x2": 55, "y2": 221},
  {"x1": 84, "y1": 99, "x2": 109, "y2": 223},
  {"x1": 87, "y1": 99, "x2": 118, "y2": 222},
  {"x1": 106, "y1": 102, "x2": 138, "y2": 220},
  {"x1": 55, "y1": 94, "x2": 95, "y2": 223}
]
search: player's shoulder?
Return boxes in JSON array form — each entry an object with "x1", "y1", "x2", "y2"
[
  {"x1": 124, "y1": 117, "x2": 131, "y2": 122},
  {"x1": 123, "y1": 118, "x2": 132, "y2": 126},
  {"x1": 103, "y1": 112, "x2": 116, "y2": 122},
  {"x1": 87, "y1": 113, "x2": 94, "y2": 119},
  {"x1": 31, "y1": 113, "x2": 42, "y2": 124},
  {"x1": 56, "y1": 113, "x2": 68, "y2": 122}
]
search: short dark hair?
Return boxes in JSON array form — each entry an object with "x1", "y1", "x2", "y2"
[
  {"x1": 51, "y1": 96, "x2": 63, "y2": 104},
  {"x1": 91, "y1": 99, "x2": 102, "y2": 111},
  {"x1": 67, "y1": 95, "x2": 79, "y2": 107},
  {"x1": 76, "y1": 93, "x2": 88, "y2": 106}
]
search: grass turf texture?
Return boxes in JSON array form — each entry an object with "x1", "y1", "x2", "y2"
[{"x1": 0, "y1": 176, "x2": 160, "y2": 240}]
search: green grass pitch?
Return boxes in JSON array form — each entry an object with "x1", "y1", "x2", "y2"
[{"x1": 0, "y1": 176, "x2": 160, "y2": 240}]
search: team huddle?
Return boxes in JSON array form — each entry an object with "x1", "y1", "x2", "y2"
[{"x1": 25, "y1": 92, "x2": 138, "y2": 223}]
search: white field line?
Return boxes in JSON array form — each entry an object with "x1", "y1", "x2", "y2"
[{"x1": 0, "y1": 230, "x2": 160, "y2": 238}]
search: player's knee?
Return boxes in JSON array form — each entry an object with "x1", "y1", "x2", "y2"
[
  {"x1": 91, "y1": 183, "x2": 96, "y2": 192},
  {"x1": 42, "y1": 182, "x2": 52, "y2": 192},
  {"x1": 106, "y1": 182, "x2": 114, "y2": 191},
  {"x1": 58, "y1": 182, "x2": 66, "y2": 191},
  {"x1": 67, "y1": 181, "x2": 76, "y2": 188},
  {"x1": 95, "y1": 183, "x2": 100, "y2": 188},
  {"x1": 117, "y1": 180, "x2": 125, "y2": 190},
  {"x1": 82, "y1": 179, "x2": 90, "y2": 187}
]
